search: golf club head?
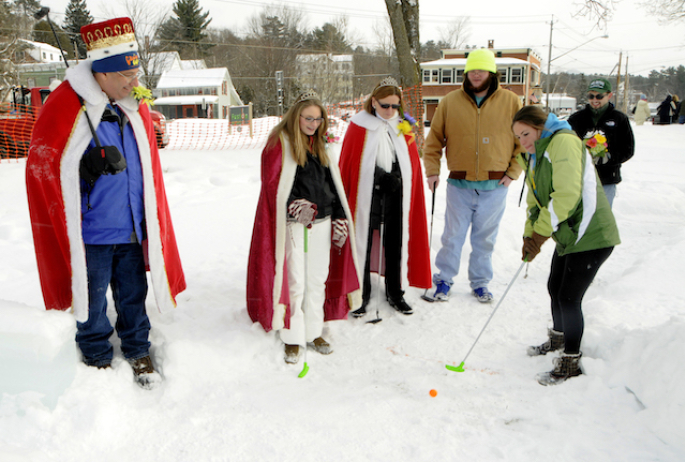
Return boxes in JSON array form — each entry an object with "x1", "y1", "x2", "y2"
[
  {"x1": 420, "y1": 294, "x2": 436, "y2": 303},
  {"x1": 446, "y1": 362, "x2": 465, "y2": 373},
  {"x1": 298, "y1": 362, "x2": 309, "y2": 378}
]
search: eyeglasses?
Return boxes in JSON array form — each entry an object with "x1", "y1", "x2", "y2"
[
  {"x1": 300, "y1": 116, "x2": 324, "y2": 123},
  {"x1": 378, "y1": 103, "x2": 401, "y2": 109},
  {"x1": 587, "y1": 93, "x2": 607, "y2": 100},
  {"x1": 117, "y1": 70, "x2": 144, "y2": 83}
]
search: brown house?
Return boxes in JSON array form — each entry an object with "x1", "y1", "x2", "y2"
[{"x1": 421, "y1": 44, "x2": 542, "y2": 123}]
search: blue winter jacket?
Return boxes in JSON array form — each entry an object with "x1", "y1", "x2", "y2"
[{"x1": 80, "y1": 104, "x2": 145, "y2": 245}]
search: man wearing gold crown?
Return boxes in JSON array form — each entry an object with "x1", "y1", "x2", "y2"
[{"x1": 25, "y1": 17, "x2": 186, "y2": 389}]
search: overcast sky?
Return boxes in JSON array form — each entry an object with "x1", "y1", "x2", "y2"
[{"x1": 43, "y1": 0, "x2": 684, "y2": 77}]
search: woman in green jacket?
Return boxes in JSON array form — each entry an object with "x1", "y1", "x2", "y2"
[{"x1": 512, "y1": 105, "x2": 620, "y2": 386}]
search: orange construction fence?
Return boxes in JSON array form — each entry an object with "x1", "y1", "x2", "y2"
[{"x1": 0, "y1": 86, "x2": 425, "y2": 162}]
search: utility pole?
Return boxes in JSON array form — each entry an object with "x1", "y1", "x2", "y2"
[
  {"x1": 615, "y1": 51, "x2": 622, "y2": 107},
  {"x1": 623, "y1": 56, "x2": 630, "y2": 113}
]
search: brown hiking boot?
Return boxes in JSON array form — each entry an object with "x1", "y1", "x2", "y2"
[
  {"x1": 308, "y1": 337, "x2": 333, "y2": 355},
  {"x1": 537, "y1": 352, "x2": 583, "y2": 386},
  {"x1": 129, "y1": 355, "x2": 161, "y2": 390},
  {"x1": 284, "y1": 344, "x2": 300, "y2": 364}
]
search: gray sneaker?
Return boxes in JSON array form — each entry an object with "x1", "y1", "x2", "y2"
[{"x1": 472, "y1": 287, "x2": 494, "y2": 303}]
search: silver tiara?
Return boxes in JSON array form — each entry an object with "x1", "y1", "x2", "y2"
[
  {"x1": 378, "y1": 76, "x2": 400, "y2": 89},
  {"x1": 295, "y1": 90, "x2": 320, "y2": 104}
]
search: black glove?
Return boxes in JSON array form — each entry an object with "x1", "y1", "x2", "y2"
[
  {"x1": 379, "y1": 172, "x2": 401, "y2": 193},
  {"x1": 80, "y1": 145, "x2": 127, "y2": 186}
]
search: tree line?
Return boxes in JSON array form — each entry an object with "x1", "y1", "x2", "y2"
[{"x1": 2, "y1": 0, "x2": 683, "y2": 115}]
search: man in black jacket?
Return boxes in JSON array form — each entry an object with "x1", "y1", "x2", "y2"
[{"x1": 568, "y1": 78, "x2": 635, "y2": 208}]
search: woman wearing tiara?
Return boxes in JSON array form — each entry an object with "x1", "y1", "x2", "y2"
[
  {"x1": 339, "y1": 77, "x2": 431, "y2": 318},
  {"x1": 247, "y1": 90, "x2": 361, "y2": 365}
]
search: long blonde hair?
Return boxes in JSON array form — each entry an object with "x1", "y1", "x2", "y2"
[{"x1": 267, "y1": 94, "x2": 330, "y2": 167}]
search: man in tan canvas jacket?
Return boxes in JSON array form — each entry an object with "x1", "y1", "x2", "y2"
[{"x1": 424, "y1": 48, "x2": 522, "y2": 303}]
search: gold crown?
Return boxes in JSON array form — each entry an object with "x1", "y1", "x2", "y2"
[
  {"x1": 378, "y1": 76, "x2": 400, "y2": 89},
  {"x1": 295, "y1": 90, "x2": 320, "y2": 104}
]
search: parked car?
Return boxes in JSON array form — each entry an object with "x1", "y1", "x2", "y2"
[{"x1": 149, "y1": 110, "x2": 169, "y2": 148}]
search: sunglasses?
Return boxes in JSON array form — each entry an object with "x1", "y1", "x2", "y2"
[
  {"x1": 587, "y1": 93, "x2": 607, "y2": 100},
  {"x1": 378, "y1": 103, "x2": 401, "y2": 109}
]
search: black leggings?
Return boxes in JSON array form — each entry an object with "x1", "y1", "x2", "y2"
[
  {"x1": 363, "y1": 189, "x2": 403, "y2": 302},
  {"x1": 547, "y1": 246, "x2": 614, "y2": 354}
]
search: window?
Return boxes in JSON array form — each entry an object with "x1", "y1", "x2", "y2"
[
  {"x1": 43, "y1": 52, "x2": 46, "y2": 59},
  {"x1": 455, "y1": 69, "x2": 464, "y2": 84},
  {"x1": 499, "y1": 68, "x2": 508, "y2": 84},
  {"x1": 441, "y1": 69, "x2": 452, "y2": 84},
  {"x1": 423, "y1": 70, "x2": 431, "y2": 83},
  {"x1": 511, "y1": 68, "x2": 523, "y2": 84},
  {"x1": 431, "y1": 69, "x2": 439, "y2": 83}
]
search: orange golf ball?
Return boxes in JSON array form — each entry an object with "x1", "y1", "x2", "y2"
[{"x1": 429, "y1": 389, "x2": 438, "y2": 397}]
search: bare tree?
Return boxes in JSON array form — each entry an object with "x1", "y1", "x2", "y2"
[
  {"x1": 573, "y1": 0, "x2": 616, "y2": 29},
  {"x1": 640, "y1": 0, "x2": 685, "y2": 22},
  {"x1": 384, "y1": 0, "x2": 420, "y2": 88},
  {"x1": 102, "y1": 0, "x2": 169, "y2": 87},
  {"x1": 439, "y1": 17, "x2": 471, "y2": 50},
  {"x1": 238, "y1": 5, "x2": 308, "y2": 115}
]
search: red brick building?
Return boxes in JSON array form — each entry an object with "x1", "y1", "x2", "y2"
[{"x1": 420, "y1": 45, "x2": 542, "y2": 123}]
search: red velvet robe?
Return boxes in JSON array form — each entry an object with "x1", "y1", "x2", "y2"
[
  {"x1": 339, "y1": 111, "x2": 432, "y2": 290},
  {"x1": 25, "y1": 61, "x2": 185, "y2": 322},
  {"x1": 246, "y1": 135, "x2": 361, "y2": 332}
]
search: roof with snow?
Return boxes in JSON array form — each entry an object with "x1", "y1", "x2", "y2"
[
  {"x1": 180, "y1": 60, "x2": 207, "y2": 70},
  {"x1": 156, "y1": 68, "x2": 230, "y2": 89},
  {"x1": 421, "y1": 57, "x2": 540, "y2": 69},
  {"x1": 154, "y1": 95, "x2": 219, "y2": 106}
]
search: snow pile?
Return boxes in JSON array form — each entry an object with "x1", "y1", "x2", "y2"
[{"x1": 0, "y1": 122, "x2": 683, "y2": 461}]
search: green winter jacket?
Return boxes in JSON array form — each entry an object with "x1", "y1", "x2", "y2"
[{"x1": 516, "y1": 128, "x2": 620, "y2": 256}]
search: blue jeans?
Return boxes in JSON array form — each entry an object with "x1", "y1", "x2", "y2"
[
  {"x1": 76, "y1": 244, "x2": 150, "y2": 366},
  {"x1": 679, "y1": 115, "x2": 685, "y2": 124},
  {"x1": 603, "y1": 184, "x2": 616, "y2": 208},
  {"x1": 434, "y1": 184, "x2": 508, "y2": 290}
]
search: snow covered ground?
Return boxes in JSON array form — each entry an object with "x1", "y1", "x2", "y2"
[{"x1": 1, "y1": 121, "x2": 684, "y2": 461}]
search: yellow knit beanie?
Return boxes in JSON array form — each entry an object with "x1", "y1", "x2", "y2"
[{"x1": 464, "y1": 49, "x2": 497, "y2": 74}]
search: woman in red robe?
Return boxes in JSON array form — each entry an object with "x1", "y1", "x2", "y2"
[
  {"x1": 339, "y1": 77, "x2": 432, "y2": 318},
  {"x1": 246, "y1": 91, "x2": 361, "y2": 364}
]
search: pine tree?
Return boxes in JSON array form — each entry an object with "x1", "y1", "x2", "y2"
[
  {"x1": 63, "y1": 0, "x2": 93, "y2": 59},
  {"x1": 156, "y1": 0, "x2": 213, "y2": 59}
]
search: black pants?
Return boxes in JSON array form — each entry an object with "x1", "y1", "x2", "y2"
[
  {"x1": 547, "y1": 246, "x2": 613, "y2": 354},
  {"x1": 363, "y1": 188, "x2": 403, "y2": 303}
]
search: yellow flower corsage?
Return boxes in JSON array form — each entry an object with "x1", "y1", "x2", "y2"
[{"x1": 132, "y1": 86, "x2": 154, "y2": 107}]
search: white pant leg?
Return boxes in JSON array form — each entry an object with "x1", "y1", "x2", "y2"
[{"x1": 280, "y1": 219, "x2": 332, "y2": 347}]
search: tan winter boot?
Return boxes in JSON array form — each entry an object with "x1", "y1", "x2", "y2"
[
  {"x1": 284, "y1": 344, "x2": 300, "y2": 364},
  {"x1": 308, "y1": 337, "x2": 333, "y2": 355},
  {"x1": 129, "y1": 355, "x2": 162, "y2": 390},
  {"x1": 527, "y1": 328, "x2": 564, "y2": 356},
  {"x1": 537, "y1": 352, "x2": 583, "y2": 386}
]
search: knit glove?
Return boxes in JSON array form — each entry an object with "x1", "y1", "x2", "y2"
[
  {"x1": 288, "y1": 199, "x2": 318, "y2": 228},
  {"x1": 332, "y1": 218, "x2": 349, "y2": 248},
  {"x1": 522, "y1": 232, "x2": 550, "y2": 262}
]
